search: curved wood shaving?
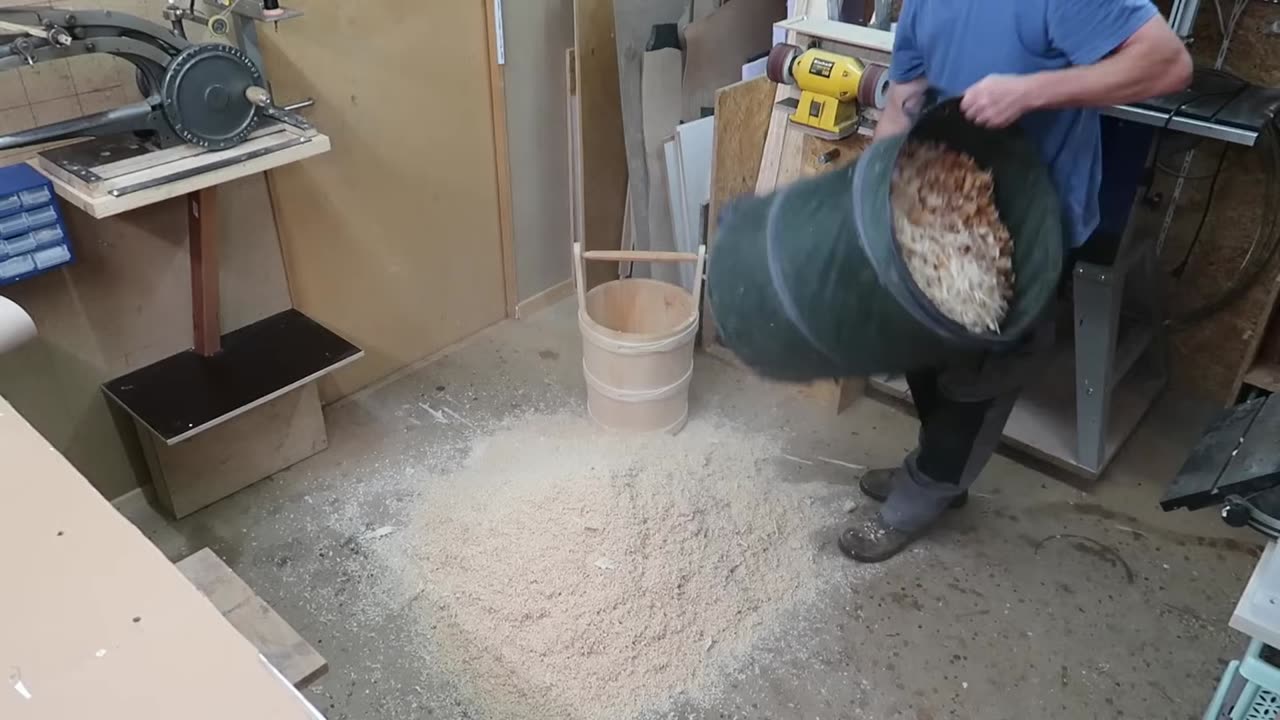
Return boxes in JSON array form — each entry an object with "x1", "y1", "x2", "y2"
[{"x1": 891, "y1": 142, "x2": 1015, "y2": 334}]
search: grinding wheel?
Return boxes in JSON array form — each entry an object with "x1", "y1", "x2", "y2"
[
  {"x1": 859, "y1": 64, "x2": 891, "y2": 110},
  {"x1": 160, "y1": 43, "x2": 263, "y2": 149},
  {"x1": 766, "y1": 43, "x2": 800, "y2": 86}
]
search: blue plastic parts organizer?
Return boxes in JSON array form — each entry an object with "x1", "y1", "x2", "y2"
[{"x1": 0, "y1": 163, "x2": 71, "y2": 286}]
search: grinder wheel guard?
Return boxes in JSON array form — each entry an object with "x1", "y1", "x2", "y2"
[{"x1": 706, "y1": 97, "x2": 1065, "y2": 382}]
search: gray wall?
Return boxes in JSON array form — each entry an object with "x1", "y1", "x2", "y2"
[{"x1": 504, "y1": 0, "x2": 576, "y2": 302}]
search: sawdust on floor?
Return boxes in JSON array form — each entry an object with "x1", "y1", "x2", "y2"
[{"x1": 367, "y1": 411, "x2": 858, "y2": 719}]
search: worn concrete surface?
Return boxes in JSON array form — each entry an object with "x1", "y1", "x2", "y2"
[{"x1": 121, "y1": 299, "x2": 1261, "y2": 720}]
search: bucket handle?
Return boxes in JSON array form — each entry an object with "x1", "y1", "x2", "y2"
[{"x1": 572, "y1": 243, "x2": 707, "y2": 325}]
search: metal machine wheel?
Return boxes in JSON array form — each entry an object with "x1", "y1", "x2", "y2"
[{"x1": 160, "y1": 43, "x2": 263, "y2": 149}]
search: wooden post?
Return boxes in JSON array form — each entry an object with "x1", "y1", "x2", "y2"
[{"x1": 188, "y1": 187, "x2": 220, "y2": 356}]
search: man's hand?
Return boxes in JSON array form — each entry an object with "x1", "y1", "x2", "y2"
[
  {"x1": 960, "y1": 74, "x2": 1039, "y2": 128},
  {"x1": 874, "y1": 77, "x2": 929, "y2": 142}
]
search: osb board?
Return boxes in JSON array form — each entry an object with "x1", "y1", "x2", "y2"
[
  {"x1": 0, "y1": 174, "x2": 291, "y2": 500},
  {"x1": 1151, "y1": 0, "x2": 1280, "y2": 403},
  {"x1": 575, "y1": 0, "x2": 630, "y2": 289},
  {"x1": 0, "y1": 395, "x2": 320, "y2": 720},
  {"x1": 177, "y1": 547, "x2": 328, "y2": 687},
  {"x1": 259, "y1": 0, "x2": 508, "y2": 402}
]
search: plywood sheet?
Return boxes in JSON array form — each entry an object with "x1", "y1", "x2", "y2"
[
  {"x1": 260, "y1": 0, "x2": 508, "y2": 401},
  {"x1": 0, "y1": 395, "x2": 320, "y2": 720},
  {"x1": 177, "y1": 548, "x2": 328, "y2": 687},
  {"x1": 576, "y1": 0, "x2": 631, "y2": 289}
]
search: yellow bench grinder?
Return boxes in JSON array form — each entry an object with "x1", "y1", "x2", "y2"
[{"x1": 766, "y1": 43, "x2": 891, "y2": 140}]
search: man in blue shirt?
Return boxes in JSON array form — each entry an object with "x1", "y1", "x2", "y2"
[{"x1": 839, "y1": 0, "x2": 1191, "y2": 563}]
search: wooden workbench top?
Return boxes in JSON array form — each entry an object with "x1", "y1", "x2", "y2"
[{"x1": 0, "y1": 394, "x2": 322, "y2": 720}]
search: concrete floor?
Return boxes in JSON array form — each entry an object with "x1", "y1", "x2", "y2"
[{"x1": 122, "y1": 299, "x2": 1262, "y2": 720}]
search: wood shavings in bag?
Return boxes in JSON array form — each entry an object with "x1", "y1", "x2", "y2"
[{"x1": 890, "y1": 141, "x2": 1015, "y2": 334}]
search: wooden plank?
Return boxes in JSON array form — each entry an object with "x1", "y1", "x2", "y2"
[
  {"x1": 703, "y1": 76, "x2": 775, "y2": 348},
  {"x1": 1244, "y1": 362, "x2": 1280, "y2": 393},
  {"x1": 260, "y1": 0, "x2": 508, "y2": 402},
  {"x1": 662, "y1": 138, "x2": 688, "y2": 285},
  {"x1": 681, "y1": 0, "x2": 783, "y2": 122},
  {"x1": 613, "y1": 0, "x2": 688, "y2": 280},
  {"x1": 0, "y1": 395, "x2": 321, "y2": 720},
  {"x1": 177, "y1": 548, "x2": 328, "y2": 688},
  {"x1": 34, "y1": 133, "x2": 331, "y2": 219},
  {"x1": 36, "y1": 125, "x2": 298, "y2": 191},
  {"x1": 485, "y1": 0, "x2": 519, "y2": 318},
  {"x1": 188, "y1": 187, "x2": 221, "y2": 356},
  {"x1": 575, "y1": 0, "x2": 630, "y2": 290}
]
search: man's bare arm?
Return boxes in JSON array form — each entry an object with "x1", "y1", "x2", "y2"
[
  {"x1": 963, "y1": 16, "x2": 1191, "y2": 127},
  {"x1": 874, "y1": 77, "x2": 929, "y2": 141}
]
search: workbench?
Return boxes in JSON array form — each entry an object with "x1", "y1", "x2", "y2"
[{"x1": 0, "y1": 394, "x2": 324, "y2": 720}]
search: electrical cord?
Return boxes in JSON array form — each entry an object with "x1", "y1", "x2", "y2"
[
  {"x1": 1167, "y1": 113, "x2": 1280, "y2": 328},
  {"x1": 1168, "y1": 143, "x2": 1230, "y2": 278}
]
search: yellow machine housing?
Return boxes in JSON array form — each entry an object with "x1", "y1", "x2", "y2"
[{"x1": 766, "y1": 44, "x2": 888, "y2": 141}]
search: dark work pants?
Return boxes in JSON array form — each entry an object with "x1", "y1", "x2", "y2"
[{"x1": 879, "y1": 241, "x2": 1085, "y2": 532}]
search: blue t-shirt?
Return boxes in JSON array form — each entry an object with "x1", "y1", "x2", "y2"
[{"x1": 890, "y1": 0, "x2": 1158, "y2": 247}]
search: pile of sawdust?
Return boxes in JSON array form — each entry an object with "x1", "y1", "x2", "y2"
[
  {"x1": 891, "y1": 141, "x2": 1015, "y2": 334},
  {"x1": 398, "y1": 413, "x2": 831, "y2": 719}
]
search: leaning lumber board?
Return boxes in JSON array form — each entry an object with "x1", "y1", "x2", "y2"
[
  {"x1": 177, "y1": 548, "x2": 328, "y2": 688},
  {"x1": 574, "y1": 0, "x2": 630, "y2": 289},
  {"x1": 704, "y1": 76, "x2": 776, "y2": 349}
]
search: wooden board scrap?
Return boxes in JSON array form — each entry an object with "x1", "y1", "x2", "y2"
[
  {"x1": 681, "y1": 0, "x2": 784, "y2": 122},
  {"x1": 613, "y1": 0, "x2": 689, "y2": 285},
  {"x1": 177, "y1": 548, "x2": 328, "y2": 688},
  {"x1": 574, "y1": 0, "x2": 630, "y2": 289}
]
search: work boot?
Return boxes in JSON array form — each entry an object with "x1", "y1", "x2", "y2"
[
  {"x1": 859, "y1": 468, "x2": 968, "y2": 508},
  {"x1": 838, "y1": 505, "x2": 926, "y2": 563}
]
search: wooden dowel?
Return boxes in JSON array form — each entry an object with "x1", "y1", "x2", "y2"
[{"x1": 188, "y1": 187, "x2": 220, "y2": 356}]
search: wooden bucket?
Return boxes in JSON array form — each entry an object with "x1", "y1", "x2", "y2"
[{"x1": 572, "y1": 244, "x2": 706, "y2": 434}]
